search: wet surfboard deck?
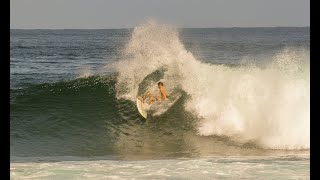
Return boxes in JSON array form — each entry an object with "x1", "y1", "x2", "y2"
[{"x1": 136, "y1": 97, "x2": 147, "y2": 119}]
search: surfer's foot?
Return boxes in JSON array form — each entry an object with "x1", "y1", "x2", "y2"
[{"x1": 138, "y1": 96, "x2": 144, "y2": 102}]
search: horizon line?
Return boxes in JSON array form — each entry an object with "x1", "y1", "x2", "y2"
[{"x1": 10, "y1": 26, "x2": 310, "y2": 30}]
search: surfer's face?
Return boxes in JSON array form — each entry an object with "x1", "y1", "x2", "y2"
[{"x1": 158, "y1": 82, "x2": 164, "y2": 88}]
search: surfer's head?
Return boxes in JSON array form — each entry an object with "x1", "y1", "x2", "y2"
[{"x1": 158, "y1": 81, "x2": 163, "y2": 87}]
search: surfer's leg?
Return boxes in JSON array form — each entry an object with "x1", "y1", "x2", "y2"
[
  {"x1": 143, "y1": 91, "x2": 150, "y2": 99},
  {"x1": 145, "y1": 92, "x2": 154, "y2": 100},
  {"x1": 157, "y1": 94, "x2": 162, "y2": 102},
  {"x1": 148, "y1": 96, "x2": 155, "y2": 104},
  {"x1": 138, "y1": 96, "x2": 144, "y2": 102}
]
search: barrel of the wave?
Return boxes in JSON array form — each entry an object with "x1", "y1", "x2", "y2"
[{"x1": 136, "y1": 97, "x2": 147, "y2": 119}]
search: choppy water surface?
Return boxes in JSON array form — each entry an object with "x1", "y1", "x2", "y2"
[{"x1": 11, "y1": 22, "x2": 309, "y2": 179}]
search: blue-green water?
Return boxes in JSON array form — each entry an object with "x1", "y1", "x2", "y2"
[{"x1": 10, "y1": 23, "x2": 309, "y2": 179}]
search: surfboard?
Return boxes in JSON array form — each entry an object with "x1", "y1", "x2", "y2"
[{"x1": 136, "y1": 97, "x2": 147, "y2": 119}]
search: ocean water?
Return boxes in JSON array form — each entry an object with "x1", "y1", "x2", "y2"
[{"x1": 10, "y1": 22, "x2": 309, "y2": 179}]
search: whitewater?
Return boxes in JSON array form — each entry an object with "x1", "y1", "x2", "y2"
[
  {"x1": 10, "y1": 21, "x2": 309, "y2": 179},
  {"x1": 115, "y1": 21, "x2": 309, "y2": 150}
]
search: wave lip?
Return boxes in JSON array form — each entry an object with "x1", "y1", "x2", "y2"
[{"x1": 114, "y1": 20, "x2": 310, "y2": 150}]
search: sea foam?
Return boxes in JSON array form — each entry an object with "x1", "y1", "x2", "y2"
[{"x1": 115, "y1": 20, "x2": 309, "y2": 150}]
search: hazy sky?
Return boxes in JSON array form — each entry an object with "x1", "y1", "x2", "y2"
[{"x1": 11, "y1": 0, "x2": 310, "y2": 29}]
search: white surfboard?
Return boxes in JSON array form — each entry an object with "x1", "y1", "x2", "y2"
[{"x1": 136, "y1": 97, "x2": 147, "y2": 119}]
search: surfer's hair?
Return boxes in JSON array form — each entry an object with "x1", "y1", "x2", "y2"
[{"x1": 158, "y1": 82, "x2": 163, "y2": 86}]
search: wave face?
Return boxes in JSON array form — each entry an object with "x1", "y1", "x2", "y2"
[
  {"x1": 10, "y1": 23, "x2": 309, "y2": 160},
  {"x1": 114, "y1": 21, "x2": 309, "y2": 150},
  {"x1": 11, "y1": 76, "x2": 120, "y2": 157}
]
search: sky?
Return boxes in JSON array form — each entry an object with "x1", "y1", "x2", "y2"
[{"x1": 10, "y1": 0, "x2": 310, "y2": 29}]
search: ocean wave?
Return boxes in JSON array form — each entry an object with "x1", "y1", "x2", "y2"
[
  {"x1": 10, "y1": 21, "x2": 310, "y2": 159},
  {"x1": 114, "y1": 20, "x2": 309, "y2": 150}
]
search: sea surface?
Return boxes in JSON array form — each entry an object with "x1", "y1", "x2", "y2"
[{"x1": 10, "y1": 22, "x2": 309, "y2": 179}]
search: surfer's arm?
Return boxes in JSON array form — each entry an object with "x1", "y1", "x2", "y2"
[
  {"x1": 159, "y1": 87, "x2": 169, "y2": 100},
  {"x1": 163, "y1": 92, "x2": 168, "y2": 100},
  {"x1": 163, "y1": 88, "x2": 169, "y2": 100}
]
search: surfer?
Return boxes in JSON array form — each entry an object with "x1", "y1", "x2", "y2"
[
  {"x1": 139, "y1": 81, "x2": 169, "y2": 105},
  {"x1": 157, "y1": 81, "x2": 169, "y2": 101}
]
